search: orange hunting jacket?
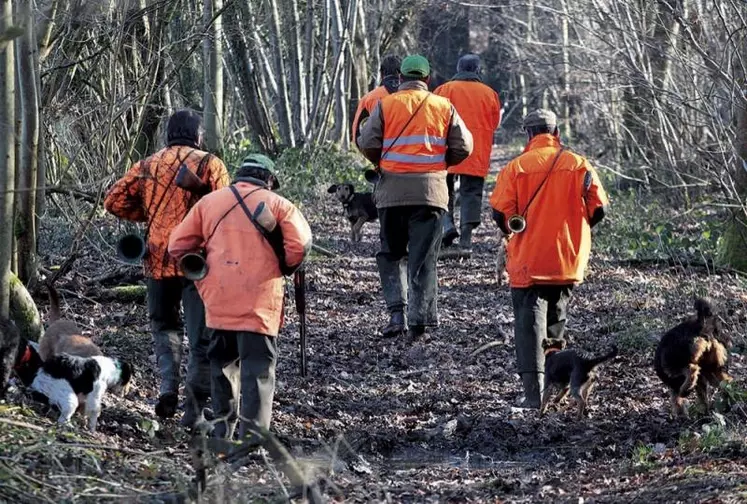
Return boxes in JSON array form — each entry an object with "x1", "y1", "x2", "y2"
[
  {"x1": 168, "y1": 179, "x2": 312, "y2": 335},
  {"x1": 434, "y1": 80, "x2": 501, "y2": 178},
  {"x1": 104, "y1": 145, "x2": 230, "y2": 279},
  {"x1": 352, "y1": 85, "x2": 390, "y2": 145},
  {"x1": 489, "y1": 134, "x2": 609, "y2": 288}
]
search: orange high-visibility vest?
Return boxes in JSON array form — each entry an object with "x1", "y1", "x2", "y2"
[
  {"x1": 352, "y1": 85, "x2": 390, "y2": 144},
  {"x1": 379, "y1": 89, "x2": 452, "y2": 174}
]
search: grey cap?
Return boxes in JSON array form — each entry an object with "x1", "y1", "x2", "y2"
[
  {"x1": 456, "y1": 54, "x2": 481, "y2": 73},
  {"x1": 523, "y1": 109, "x2": 557, "y2": 129}
]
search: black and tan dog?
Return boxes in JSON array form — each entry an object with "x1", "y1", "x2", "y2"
[
  {"x1": 327, "y1": 183, "x2": 378, "y2": 242},
  {"x1": 654, "y1": 298, "x2": 732, "y2": 418},
  {"x1": 540, "y1": 338, "x2": 618, "y2": 418}
]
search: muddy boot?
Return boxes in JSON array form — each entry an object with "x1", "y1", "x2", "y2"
[
  {"x1": 519, "y1": 372, "x2": 543, "y2": 409},
  {"x1": 155, "y1": 391, "x2": 179, "y2": 419},
  {"x1": 442, "y1": 214, "x2": 459, "y2": 247},
  {"x1": 382, "y1": 310, "x2": 407, "y2": 337}
]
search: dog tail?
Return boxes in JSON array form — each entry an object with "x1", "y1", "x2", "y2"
[
  {"x1": 694, "y1": 298, "x2": 714, "y2": 322},
  {"x1": 586, "y1": 344, "x2": 618, "y2": 368},
  {"x1": 47, "y1": 283, "x2": 62, "y2": 323}
]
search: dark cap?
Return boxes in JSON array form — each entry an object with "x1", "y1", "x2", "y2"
[
  {"x1": 523, "y1": 109, "x2": 557, "y2": 129},
  {"x1": 456, "y1": 54, "x2": 481, "y2": 73},
  {"x1": 400, "y1": 54, "x2": 430, "y2": 78}
]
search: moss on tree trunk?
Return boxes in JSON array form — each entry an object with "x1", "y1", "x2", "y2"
[{"x1": 9, "y1": 271, "x2": 41, "y2": 341}]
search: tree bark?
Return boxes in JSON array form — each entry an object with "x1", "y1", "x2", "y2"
[
  {"x1": 286, "y1": 0, "x2": 307, "y2": 142},
  {"x1": 15, "y1": 0, "x2": 39, "y2": 286},
  {"x1": 203, "y1": 0, "x2": 224, "y2": 156},
  {"x1": 0, "y1": 0, "x2": 16, "y2": 317},
  {"x1": 267, "y1": 0, "x2": 295, "y2": 148},
  {"x1": 717, "y1": 42, "x2": 747, "y2": 270}
]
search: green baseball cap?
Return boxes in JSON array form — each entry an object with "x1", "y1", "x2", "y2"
[
  {"x1": 400, "y1": 54, "x2": 430, "y2": 78},
  {"x1": 240, "y1": 153, "x2": 280, "y2": 190}
]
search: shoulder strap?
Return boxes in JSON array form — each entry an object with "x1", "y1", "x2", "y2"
[
  {"x1": 228, "y1": 186, "x2": 288, "y2": 269},
  {"x1": 380, "y1": 93, "x2": 431, "y2": 161},
  {"x1": 520, "y1": 147, "x2": 566, "y2": 218}
]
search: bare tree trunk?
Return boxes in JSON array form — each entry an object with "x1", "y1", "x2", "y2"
[
  {"x1": 15, "y1": 0, "x2": 39, "y2": 286},
  {"x1": 224, "y1": 2, "x2": 277, "y2": 153},
  {"x1": 559, "y1": 0, "x2": 571, "y2": 141},
  {"x1": 286, "y1": 0, "x2": 307, "y2": 142},
  {"x1": 717, "y1": 37, "x2": 747, "y2": 270},
  {"x1": 267, "y1": 0, "x2": 295, "y2": 147},
  {"x1": 520, "y1": 0, "x2": 534, "y2": 118},
  {"x1": 203, "y1": 0, "x2": 224, "y2": 156},
  {"x1": 0, "y1": 0, "x2": 16, "y2": 316}
]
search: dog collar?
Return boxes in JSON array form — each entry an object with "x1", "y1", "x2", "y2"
[
  {"x1": 342, "y1": 193, "x2": 355, "y2": 206},
  {"x1": 544, "y1": 347, "x2": 562, "y2": 356},
  {"x1": 14, "y1": 345, "x2": 32, "y2": 369}
]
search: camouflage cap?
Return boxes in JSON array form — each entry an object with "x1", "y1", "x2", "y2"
[
  {"x1": 523, "y1": 109, "x2": 558, "y2": 129},
  {"x1": 400, "y1": 54, "x2": 430, "y2": 78}
]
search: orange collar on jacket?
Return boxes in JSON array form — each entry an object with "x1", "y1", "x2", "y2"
[{"x1": 522, "y1": 133, "x2": 561, "y2": 154}]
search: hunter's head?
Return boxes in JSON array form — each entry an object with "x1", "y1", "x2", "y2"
[
  {"x1": 523, "y1": 109, "x2": 559, "y2": 139},
  {"x1": 399, "y1": 54, "x2": 431, "y2": 85},
  {"x1": 167, "y1": 109, "x2": 203, "y2": 148}
]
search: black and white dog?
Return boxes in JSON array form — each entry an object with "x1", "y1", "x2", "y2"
[
  {"x1": 28, "y1": 352, "x2": 132, "y2": 432},
  {"x1": 36, "y1": 354, "x2": 132, "y2": 431}
]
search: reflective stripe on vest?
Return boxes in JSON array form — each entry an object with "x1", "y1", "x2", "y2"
[{"x1": 379, "y1": 90, "x2": 452, "y2": 174}]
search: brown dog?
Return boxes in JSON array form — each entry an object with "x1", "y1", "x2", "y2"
[
  {"x1": 654, "y1": 298, "x2": 732, "y2": 418},
  {"x1": 540, "y1": 338, "x2": 618, "y2": 418},
  {"x1": 38, "y1": 284, "x2": 102, "y2": 361}
]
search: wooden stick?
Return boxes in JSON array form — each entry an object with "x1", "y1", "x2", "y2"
[{"x1": 312, "y1": 243, "x2": 337, "y2": 257}]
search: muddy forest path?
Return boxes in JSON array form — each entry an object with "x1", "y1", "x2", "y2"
[{"x1": 1, "y1": 145, "x2": 746, "y2": 503}]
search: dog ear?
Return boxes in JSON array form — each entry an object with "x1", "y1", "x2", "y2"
[
  {"x1": 118, "y1": 360, "x2": 133, "y2": 385},
  {"x1": 345, "y1": 183, "x2": 355, "y2": 194},
  {"x1": 327, "y1": 184, "x2": 338, "y2": 193}
]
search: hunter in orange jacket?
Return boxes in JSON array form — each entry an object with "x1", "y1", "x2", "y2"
[
  {"x1": 489, "y1": 109, "x2": 608, "y2": 410},
  {"x1": 351, "y1": 55, "x2": 401, "y2": 145},
  {"x1": 435, "y1": 54, "x2": 502, "y2": 251},
  {"x1": 168, "y1": 154, "x2": 312, "y2": 441},
  {"x1": 104, "y1": 144, "x2": 229, "y2": 279},
  {"x1": 103, "y1": 109, "x2": 231, "y2": 425},
  {"x1": 168, "y1": 171, "x2": 312, "y2": 336}
]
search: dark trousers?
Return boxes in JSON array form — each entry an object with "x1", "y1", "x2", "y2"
[
  {"x1": 207, "y1": 330, "x2": 277, "y2": 441},
  {"x1": 146, "y1": 278, "x2": 210, "y2": 399},
  {"x1": 447, "y1": 174, "x2": 485, "y2": 227},
  {"x1": 376, "y1": 206, "x2": 444, "y2": 327},
  {"x1": 511, "y1": 285, "x2": 573, "y2": 375}
]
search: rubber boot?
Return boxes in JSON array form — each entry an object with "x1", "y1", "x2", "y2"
[
  {"x1": 519, "y1": 372, "x2": 544, "y2": 409},
  {"x1": 407, "y1": 325, "x2": 426, "y2": 341},
  {"x1": 155, "y1": 391, "x2": 179, "y2": 419},
  {"x1": 382, "y1": 311, "x2": 407, "y2": 337},
  {"x1": 458, "y1": 224, "x2": 475, "y2": 255},
  {"x1": 442, "y1": 214, "x2": 459, "y2": 247}
]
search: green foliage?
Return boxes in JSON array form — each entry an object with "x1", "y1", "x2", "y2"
[
  {"x1": 714, "y1": 382, "x2": 747, "y2": 413},
  {"x1": 596, "y1": 190, "x2": 722, "y2": 265},
  {"x1": 221, "y1": 141, "x2": 371, "y2": 204},
  {"x1": 630, "y1": 442, "x2": 655, "y2": 470},
  {"x1": 274, "y1": 144, "x2": 369, "y2": 203}
]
